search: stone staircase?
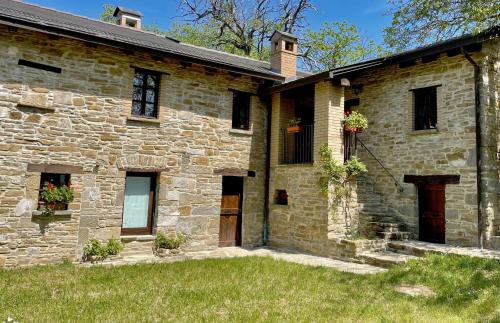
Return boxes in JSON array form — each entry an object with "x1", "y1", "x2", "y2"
[{"x1": 356, "y1": 175, "x2": 410, "y2": 241}]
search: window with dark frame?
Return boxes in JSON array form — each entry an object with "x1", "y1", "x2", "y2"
[
  {"x1": 132, "y1": 69, "x2": 160, "y2": 118},
  {"x1": 231, "y1": 90, "x2": 251, "y2": 130},
  {"x1": 38, "y1": 173, "x2": 71, "y2": 210},
  {"x1": 285, "y1": 41, "x2": 294, "y2": 51},
  {"x1": 413, "y1": 86, "x2": 438, "y2": 130}
]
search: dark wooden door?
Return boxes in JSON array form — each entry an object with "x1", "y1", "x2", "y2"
[
  {"x1": 219, "y1": 195, "x2": 241, "y2": 247},
  {"x1": 219, "y1": 177, "x2": 243, "y2": 247},
  {"x1": 419, "y1": 184, "x2": 445, "y2": 244}
]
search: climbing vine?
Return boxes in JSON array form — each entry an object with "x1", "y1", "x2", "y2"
[{"x1": 318, "y1": 144, "x2": 367, "y2": 237}]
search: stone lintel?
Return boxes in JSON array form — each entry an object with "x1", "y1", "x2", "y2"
[{"x1": 27, "y1": 163, "x2": 84, "y2": 174}]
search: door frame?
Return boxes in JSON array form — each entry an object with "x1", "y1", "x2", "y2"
[
  {"x1": 219, "y1": 176, "x2": 244, "y2": 247},
  {"x1": 121, "y1": 172, "x2": 157, "y2": 236}
]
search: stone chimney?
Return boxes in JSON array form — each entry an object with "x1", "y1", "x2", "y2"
[
  {"x1": 113, "y1": 7, "x2": 142, "y2": 30},
  {"x1": 270, "y1": 30, "x2": 298, "y2": 79}
]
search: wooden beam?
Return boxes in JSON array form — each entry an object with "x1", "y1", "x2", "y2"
[
  {"x1": 214, "y1": 168, "x2": 255, "y2": 177},
  {"x1": 403, "y1": 175, "x2": 460, "y2": 185}
]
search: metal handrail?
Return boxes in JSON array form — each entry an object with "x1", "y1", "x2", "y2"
[{"x1": 356, "y1": 137, "x2": 404, "y2": 192}]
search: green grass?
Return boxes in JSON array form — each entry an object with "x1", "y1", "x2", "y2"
[{"x1": 1, "y1": 254, "x2": 499, "y2": 322}]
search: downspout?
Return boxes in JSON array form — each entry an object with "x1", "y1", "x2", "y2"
[
  {"x1": 262, "y1": 98, "x2": 272, "y2": 245},
  {"x1": 461, "y1": 48, "x2": 483, "y2": 249}
]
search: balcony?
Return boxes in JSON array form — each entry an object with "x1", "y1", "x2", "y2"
[{"x1": 280, "y1": 124, "x2": 314, "y2": 164}]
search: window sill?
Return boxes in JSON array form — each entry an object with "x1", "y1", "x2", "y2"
[
  {"x1": 31, "y1": 210, "x2": 72, "y2": 222},
  {"x1": 229, "y1": 128, "x2": 253, "y2": 136},
  {"x1": 17, "y1": 102, "x2": 55, "y2": 111},
  {"x1": 127, "y1": 116, "x2": 161, "y2": 124},
  {"x1": 409, "y1": 129, "x2": 439, "y2": 136},
  {"x1": 272, "y1": 204, "x2": 290, "y2": 208}
]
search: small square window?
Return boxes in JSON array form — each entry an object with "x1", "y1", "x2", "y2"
[
  {"x1": 285, "y1": 41, "x2": 294, "y2": 51},
  {"x1": 38, "y1": 173, "x2": 71, "y2": 211},
  {"x1": 131, "y1": 69, "x2": 160, "y2": 118},
  {"x1": 231, "y1": 90, "x2": 251, "y2": 130},
  {"x1": 413, "y1": 86, "x2": 437, "y2": 130},
  {"x1": 275, "y1": 190, "x2": 288, "y2": 205}
]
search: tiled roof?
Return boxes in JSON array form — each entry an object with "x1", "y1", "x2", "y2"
[{"x1": 0, "y1": 0, "x2": 285, "y2": 80}]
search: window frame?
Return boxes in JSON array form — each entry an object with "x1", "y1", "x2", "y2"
[
  {"x1": 230, "y1": 89, "x2": 252, "y2": 131},
  {"x1": 412, "y1": 85, "x2": 439, "y2": 131},
  {"x1": 132, "y1": 68, "x2": 161, "y2": 119}
]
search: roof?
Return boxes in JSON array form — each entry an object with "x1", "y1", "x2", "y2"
[
  {"x1": 113, "y1": 7, "x2": 143, "y2": 18},
  {"x1": 270, "y1": 30, "x2": 298, "y2": 41},
  {"x1": 268, "y1": 25, "x2": 500, "y2": 93},
  {"x1": 0, "y1": 0, "x2": 285, "y2": 81}
]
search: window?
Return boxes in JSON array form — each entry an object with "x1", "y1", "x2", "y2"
[
  {"x1": 413, "y1": 86, "x2": 437, "y2": 130},
  {"x1": 285, "y1": 41, "x2": 294, "y2": 51},
  {"x1": 275, "y1": 190, "x2": 288, "y2": 205},
  {"x1": 38, "y1": 173, "x2": 71, "y2": 210},
  {"x1": 132, "y1": 69, "x2": 160, "y2": 118},
  {"x1": 231, "y1": 90, "x2": 251, "y2": 130}
]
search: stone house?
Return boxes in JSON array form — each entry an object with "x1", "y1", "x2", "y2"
[{"x1": 0, "y1": 0, "x2": 498, "y2": 267}]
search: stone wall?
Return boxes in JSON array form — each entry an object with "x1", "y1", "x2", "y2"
[
  {"x1": 0, "y1": 26, "x2": 267, "y2": 267},
  {"x1": 352, "y1": 45, "x2": 498, "y2": 247}
]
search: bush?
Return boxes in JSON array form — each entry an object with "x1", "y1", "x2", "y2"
[
  {"x1": 105, "y1": 239, "x2": 124, "y2": 256},
  {"x1": 83, "y1": 239, "x2": 124, "y2": 261},
  {"x1": 155, "y1": 232, "x2": 186, "y2": 250}
]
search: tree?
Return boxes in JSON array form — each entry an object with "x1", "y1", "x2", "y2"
[
  {"x1": 384, "y1": 0, "x2": 500, "y2": 51},
  {"x1": 300, "y1": 22, "x2": 383, "y2": 72},
  {"x1": 176, "y1": 0, "x2": 314, "y2": 59},
  {"x1": 100, "y1": 4, "x2": 116, "y2": 23}
]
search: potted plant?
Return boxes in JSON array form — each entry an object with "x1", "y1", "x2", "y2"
[
  {"x1": 39, "y1": 182, "x2": 75, "y2": 216},
  {"x1": 287, "y1": 117, "x2": 303, "y2": 133},
  {"x1": 342, "y1": 111, "x2": 368, "y2": 133}
]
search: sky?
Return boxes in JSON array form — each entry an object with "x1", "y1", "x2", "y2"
[{"x1": 25, "y1": 0, "x2": 392, "y2": 44}]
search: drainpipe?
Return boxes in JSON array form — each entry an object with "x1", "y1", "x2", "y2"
[
  {"x1": 262, "y1": 99, "x2": 272, "y2": 245},
  {"x1": 461, "y1": 48, "x2": 483, "y2": 249}
]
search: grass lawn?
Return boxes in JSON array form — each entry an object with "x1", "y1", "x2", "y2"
[{"x1": 1, "y1": 254, "x2": 499, "y2": 322}]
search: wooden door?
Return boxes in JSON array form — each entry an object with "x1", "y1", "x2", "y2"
[
  {"x1": 219, "y1": 177, "x2": 243, "y2": 247},
  {"x1": 418, "y1": 184, "x2": 445, "y2": 244},
  {"x1": 219, "y1": 195, "x2": 241, "y2": 247}
]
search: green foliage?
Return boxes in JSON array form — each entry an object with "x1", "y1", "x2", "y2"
[
  {"x1": 83, "y1": 239, "x2": 124, "y2": 261},
  {"x1": 287, "y1": 117, "x2": 302, "y2": 127},
  {"x1": 99, "y1": 4, "x2": 116, "y2": 23},
  {"x1": 341, "y1": 111, "x2": 368, "y2": 132},
  {"x1": 318, "y1": 144, "x2": 367, "y2": 236},
  {"x1": 105, "y1": 239, "x2": 124, "y2": 256},
  {"x1": 301, "y1": 22, "x2": 384, "y2": 72},
  {"x1": 155, "y1": 232, "x2": 186, "y2": 250},
  {"x1": 384, "y1": 0, "x2": 500, "y2": 51}
]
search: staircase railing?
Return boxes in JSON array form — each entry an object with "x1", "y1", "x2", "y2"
[{"x1": 356, "y1": 137, "x2": 405, "y2": 192}]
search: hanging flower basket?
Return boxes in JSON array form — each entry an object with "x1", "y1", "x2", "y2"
[
  {"x1": 342, "y1": 111, "x2": 368, "y2": 133},
  {"x1": 287, "y1": 125, "x2": 304, "y2": 133},
  {"x1": 287, "y1": 117, "x2": 304, "y2": 133}
]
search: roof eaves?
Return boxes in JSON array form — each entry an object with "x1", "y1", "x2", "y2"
[{"x1": 0, "y1": 15, "x2": 284, "y2": 82}]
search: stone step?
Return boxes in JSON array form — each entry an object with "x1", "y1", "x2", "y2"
[
  {"x1": 121, "y1": 237, "x2": 155, "y2": 257},
  {"x1": 387, "y1": 241, "x2": 427, "y2": 256},
  {"x1": 377, "y1": 231, "x2": 410, "y2": 241},
  {"x1": 358, "y1": 251, "x2": 419, "y2": 268}
]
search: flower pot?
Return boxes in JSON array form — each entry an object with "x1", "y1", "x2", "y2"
[{"x1": 287, "y1": 125, "x2": 304, "y2": 133}]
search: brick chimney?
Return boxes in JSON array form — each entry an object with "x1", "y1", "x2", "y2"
[
  {"x1": 113, "y1": 7, "x2": 142, "y2": 30},
  {"x1": 270, "y1": 30, "x2": 298, "y2": 79}
]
